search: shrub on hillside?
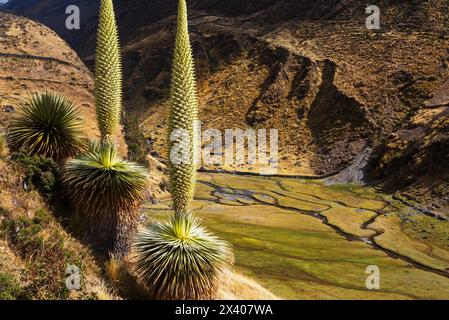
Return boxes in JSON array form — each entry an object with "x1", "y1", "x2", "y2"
[
  {"x1": 7, "y1": 92, "x2": 86, "y2": 161},
  {"x1": 12, "y1": 152, "x2": 59, "y2": 200},
  {"x1": 0, "y1": 209, "x2": 85, "y2": 300}
]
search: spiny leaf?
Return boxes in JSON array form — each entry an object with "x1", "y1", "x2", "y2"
[
  {"x1": 63, "y1": 143, "x2": 149, "y2": 240},
  {"x1": 133, "y1": 214, "x2": 232, "y2": 300},
  {"x1": 7, "y1": 92, "x2": 86, "y2": 160}
]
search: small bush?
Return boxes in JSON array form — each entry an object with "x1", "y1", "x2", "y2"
[
  {"x1": 0, "y1": 209, "x2": 51, "y2": 251},
  {"x1": 12, "y1": 152, "x2": 60, "y2": 200},
  {"x1": 0, "y1": 209, "x2": 83, "y2": 300},
  {"x1": 7, "y1": 92, "x2": 86, "y2": 160}
]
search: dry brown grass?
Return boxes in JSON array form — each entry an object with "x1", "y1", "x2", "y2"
[
  {"x1": 0, "y1": 11, "x2": 128, "y2": 157},
  {"x1": 0, "y1": 157, "x2": 114, "y2": 300},
  {"x1": 218, "y1": 270, "x2": 279, "y2": 300}
]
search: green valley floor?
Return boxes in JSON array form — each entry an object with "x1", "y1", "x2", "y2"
[{"x1": 144, "y1": 173, "x2": 449, "y2": 300}]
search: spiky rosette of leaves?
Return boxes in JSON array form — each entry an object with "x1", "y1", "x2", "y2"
[
  {"x1": 63, "y1": 142, "x2": 149, "y2": 255},
  {"x1": 7, "y1": 92, "x2": 85, "y2": 160},
  {"x1": 95, "y1": 0, "x2": 122, "y2": 141},
  {"x1": 133, "y1": 214, "x2": 232, "y2": 300},
  {"x1": 168, "y1": 0, "x2": 199, "y2": 215}
]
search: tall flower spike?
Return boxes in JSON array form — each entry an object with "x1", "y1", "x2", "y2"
[
  {"x1": 95, "y1": 0, "x2": 122, "y2": 142},
  {"x1": 168, "y1": 0, "x2": 199, "y2": 216}
]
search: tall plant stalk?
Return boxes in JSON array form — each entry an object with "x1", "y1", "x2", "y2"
[
  {"x1": 168, "y1": 0, "x2": 199, "y2": 216},
  {"x1": 133, "y1": 0, "x2": 232, "y2": 300},
  {"x1": 95, "y1": 0, "x2": 122, "y2": 142},
  {"x1": 64, "y1": 0, "x2": 148, "y2": 258}
]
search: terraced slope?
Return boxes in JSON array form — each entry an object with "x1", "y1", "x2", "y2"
[{"x1": 146, "y1": 173, "x2": 449, "y2": 299}]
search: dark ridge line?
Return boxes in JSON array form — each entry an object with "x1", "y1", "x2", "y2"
[
  {"x1": 0, "y1": 8, "x2": 47, "y2": 27},
  {"x1": 0, "y1": 76, "x2": 63, "y2": 83},
  {"x1": 198, "y1": 166, "x2": 346, "y2": 180},
  {"x1": 0, "y1": 52, "x2": 74, "y2": 67},
  {"x1": 0, "y1": 9, "x2": 89, "y2": 70}
]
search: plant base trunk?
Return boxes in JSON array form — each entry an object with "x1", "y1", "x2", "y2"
[{"x1": 110, "y1": 219, "x2": 137, "y2": 259}]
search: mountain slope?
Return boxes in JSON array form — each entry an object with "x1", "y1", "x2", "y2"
[
  {"x1": 0, "y1": 11, "x2": 112, "y2": 299},
  {"x1": 5, "y1": 1, "x2": 449, "y2": 209},
  {"x1": 116, "y1": 0, "x2": 448, "y2": 176},
  {"x1": 0, "y1": 10, "x2": 98, "y2": 135}
]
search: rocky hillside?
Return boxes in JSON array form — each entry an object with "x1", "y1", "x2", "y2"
[
  {"x1": 0, "y1": 11, "x2": 111, "y2": 299},
  {"x1": 4, "y1": 1, "x2": 449, "y2": 207},
  {"x1": 0, "y1": 10, "x2": 98, "y2": 135},
  {"x1": 368, "y1": 79, "x2": 449, "y2": 217}
]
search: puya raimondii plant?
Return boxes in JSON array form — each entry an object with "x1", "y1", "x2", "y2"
[
  {"x1": 133, "y1": 214, "x2": 231, "y2": 300},
  {"x1": 63, "y1": 142, "x2": 149, "y2": 256},
  {"x1": 133, "y1": 0, "x2": 232, "y2": 300},
  {"x1": 63, "y1": 0, "x2": 148, "y2": 257},
  {"x1": 166, "y1": 0, "x2": 199, "y2": 216}
]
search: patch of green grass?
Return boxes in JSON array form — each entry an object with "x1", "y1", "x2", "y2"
[
  {"x1": 0, "y1": 209, "x2": 87, "y2": 300},
  {"x1": 0, "y1": 273, "x2": 25, "y2": 300},
  {"x1": 404, "y1": 214, "x2": 449, "y2": 247}
]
